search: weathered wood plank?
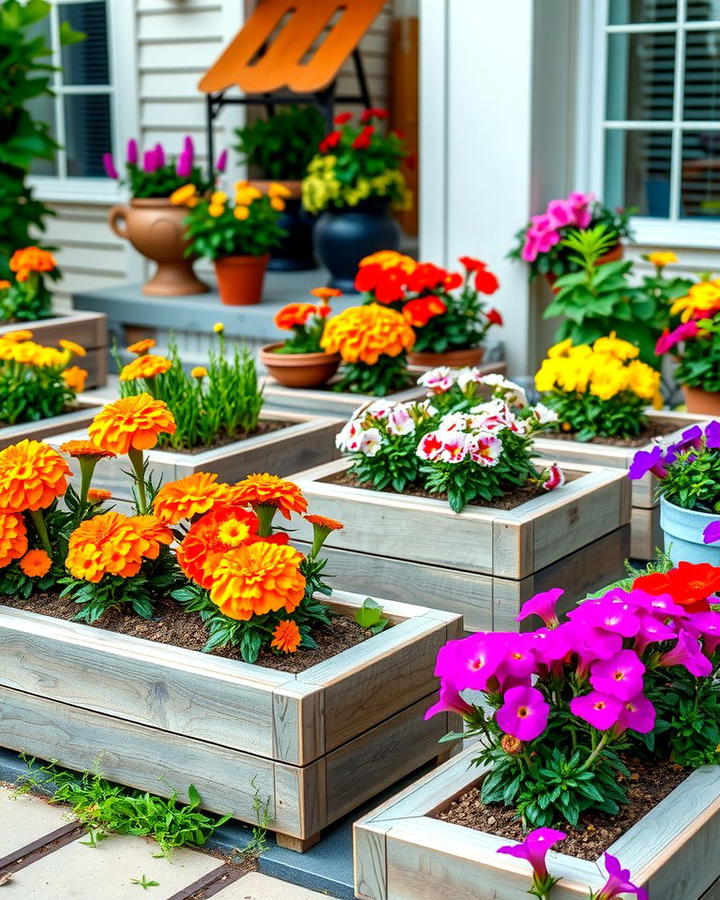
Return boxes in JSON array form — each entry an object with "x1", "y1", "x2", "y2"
[{"x1": 630, "y1": 506, "x2": 662, "y2": 561}]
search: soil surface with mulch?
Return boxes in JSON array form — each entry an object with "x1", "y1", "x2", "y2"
[
  {"x1": 157, "y1": 419, "x2": 288, "y2": 456},
  {"x1": 326, "y1": 469, "x2": 547, "y2": 511},
  {"x1": 436, "y1": 755, "x2": 689, "y2": 860},
  {"x1": 542, "y1": 419, "x2": 682, "y2": 448},
  {"x1": 0, "y1": 593, "x2": 370, "y2": 673}
]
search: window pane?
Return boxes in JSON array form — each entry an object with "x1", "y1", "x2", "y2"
[
  {"x1": 681, "y1": 130, "x2": 720, "y2": 217},
  {"x1": 609, "y1": 0, "x2": 677, "y2": 24},
  {"x1": 604, "y1": 128, "x2": 673, "y2": 216},
  {"x1": 64, "y1": 94, "x2": 112, "y2": 177},
  {"x1": 683, "y1": 30, "x2": 720, "y2": 119},
  {"x1": 27, "y1": 94, "x2": 59, "y2": 176},
  {"x1": 606, "y1": 32, "x2": 676, "y2": 120},
  {"x1": 687, "y1": 1, "x2": 720, "y2": 21},
  {"x1": 59, "y1": 2, "x2": 109, "y2": 86}
]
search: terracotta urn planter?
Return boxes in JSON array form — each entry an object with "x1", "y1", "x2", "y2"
[
  {"x1": 214, "y1": 253, "x2": 270, "y2": 306},
  {"x1": 408, "y1": 346, "x2": 485, "y2": 369},
  {"x1": 682, "y1": 384, "x2": 720, "y2": 416},
  {"x1": 546, "y1": 242, "x2": 624, "y2": 293},
  {"x1": 108, "y1": 198, "x2": 208, "y2": 297},
  {"x1": 259, "y1": 342, "x2": 340, "y2": 388}
]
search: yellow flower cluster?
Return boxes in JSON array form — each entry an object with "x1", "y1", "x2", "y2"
[
  {"x1": 0, "y1": 332, "x2": 85, "y2": 371},
  {"x1": 670, "y1": 278, "x2": 720, "y2": 323},
  {"x1": 646, "y1": 251, "x2": 678, "y2": 268},
  {"x1": 170, "y1": 181, "x2": 288, "y2": 220},
  {"x1": 321, "y1": 303, "x2": 415, "y2": 365},
  {"x1": 535, "y1": 335, "x2": 662, "y2": 405},
  {"x1": 301, "y1": 156, "x2": 410, "y2": 214}
]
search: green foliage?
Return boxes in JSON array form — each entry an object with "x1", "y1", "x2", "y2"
[
  {"x1": 334, "y1": 354, "x2": 410, "y2": 397},
  {"x1": 656, "y1": 447, "x2": 720, "y2": 514},
  {"x1": 0, "y1": 355, "x2": 75, "y2": 426},
  {"x1": 543, "y1": 226, "x2": 661, "y2": 365},
  {"x1": 540, "y1": 390, "x2": 648, "y2": 442},
  {"x1": 183, "y1": 195, "x2": 285, "y2": 261},
  {"x1": 127, "y1": 163, "x2": 210, "y2": 200},
  {"x1": 412, "y1": 281, "x2": 493, "y2": 354},
  {"x1": 348, "y1": 430, "x2": 423, "y2": 493},
  {"x1": 0, "y1": 0, "x2": 83, "y2": 274},
  {"x1": 636, "y1": 264, "x2": 693, "y2": 337},
  {"x1": 130, "y1": 876, "x2": 160, "y2": 890},
  {"x1": 118, "y1": 333, "x2": 264, "y2": 451},
  {"x1": 234, "y1": 105, "x2": 326, "y2": 181},
  {"x1": 354, "y1": 596, "x2": 389, "y2": 635},
  {"x1": 0, "y1": 270, "x2": 58, "y2": 322},
  {"x1": 675, "y1": 318, "x2": 720, "y2": 393},
  {"x1": 18, "y1": 758, "x2": 231, "y2": 858}
]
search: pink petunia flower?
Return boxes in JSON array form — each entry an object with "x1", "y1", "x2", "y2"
[
  {"x1": 678, "y1": 611, "x2": 720, "y2": 656},
  {"x1": 496, "y1": 685, "x2": 549, "y2": 741},
  {"x1": 541, "y1": 463, "x2": 565, "y2": 491},
  {"x1": 497, "y1": 827, "x2": 567, "y2": 883},
  {"x1": 435, "y1": 632, "x2": 507, "y2": 692},
  {"x1": 570, "y1": 690, "x2": 624, "y2": 730},
  {"x1": 424, "y1": 682, "x2": 474, "y2": 721},
  {"x1": 546, "y1": 199, "x2": 575, "y2": 228},
  {"x1": 615, "y1": 694, "x2": 656, "y2": 735},
  {"x1": 658, "y1": 630, "x2": 713, "y2": 677},
  {"x1": 595, "y1": 852, "x2": 648, "y2": 900},
  {"x1": 516, "y1": 587, "x2": 564, "y2": 629},
  {"x1": 655, "y1": 320, "x2": 699, "y2": 355},
  {"x1": 590, "y1": 650, "x2": 645, "y2": 701}
]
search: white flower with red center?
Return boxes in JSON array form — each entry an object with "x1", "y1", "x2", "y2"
[
  {"x1": 437, "y1": 432, "x2": 470, "y2": 463},
  {"x1": 360, "y1": 427, "x2": 383, "y2": 457},
  {"x1": 418, "y1": 366, "x2": 456, "y2": 394},
  {"x1": 541, "y1": 463, "x2": 565, "y2": 491},
  {"x1": 386, "y1": 403, "x2": 415, "y2": 436},
  {"x1": 363, "y1": 400, "x2": 392, "y2": 421},
  {"x1": 532, "y1": 402, "x2": 559, "y2": 426},
  {"x1": 336, "y1": 418, "x2": 364, "y2": 452},
  {"x1": 468, "y1": 434, "x2": 503, "y2": 466},
  {"x1": 456, "y1": 366, "x2": 485, "y2": 392},
  {"x1": 417, "y1": 431, "x2": 445, "y2": 461}
]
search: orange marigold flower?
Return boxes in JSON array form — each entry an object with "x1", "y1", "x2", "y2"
[
  {"x1": 127, "y1": 338, "x2": 157, "y2": 355},
  {"x1": 274, "y1": 303, "x2": 318, "y2": 331},
  {"x1": 176, "y1": 506, "x2": 259, "y2": 589},
  {"x1": 119, "y1": 354, "x2": 172, "y2": 382},
  {"x1": 309, "y1": 287, "x2": 342, "y2": 301},
  {"x1": 0, "y1": 281, "x2": 10, "y2": 291},
  {"x1": 59, "y1": 339, "x2": 86, "y2": 357},
  {"x1": 218, "y1": 516, "x2": 255, "y2": 547},
  {"x1": 88, "y1": 394, "x2": 176, "y2": 455},
  {"x1": 0, "y1": 512, "x2": 28, "y2": 568},
  {"x1": 320, "y1": 304, "x2": 415, "y2": 365},
  {"x1": 19, "y1": 549, "x2": 52, "y2": 577},
  {"x1": 271, "y1": 619, "x2": 302, "y2": 654},
  {"x1": 62, "y1": 366, "x2": 87, "y2": 394},
  {"x1": 304, "y1": 514, "x2": 344, "y2": 531},
  {"x1": 9, "y1": 247, "x2": 57, "y2": 279},
  {"x1": 152, "y1": 472, "x2": 239, "y2": 524},
  {"x1": 1, "y1": 330, "x2": 33, "y2": 343},
  {"x1": 233, "y1": 473, "x2": 308, "y2": 520},
  {"x1": 359, "y1": 250, "x2": 416, "y2": 273},
  {"x1": 208, "y1": 542, "x2": 306, "y2": 621},
  {"x1": 87, "y1": 488, "x2": 112, "y2": 503},
  {"x1": 59, "y1": 440, "x2": 115, "y2": 460},
  {"x1": 0, "y1": 440, "x2": 71, "y2": 512}
]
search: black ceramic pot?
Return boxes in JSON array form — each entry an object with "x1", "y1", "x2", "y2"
[
  {"x1": 313, "y1": 197, "x2": 401, "y2": 293},
  {"x1": 268, "y1": 198, "x2": 317, "y2": 272}
]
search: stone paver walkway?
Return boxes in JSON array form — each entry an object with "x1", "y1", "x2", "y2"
[{"x1": 0, "y1": 785, "x2": 336, "y2": 899}]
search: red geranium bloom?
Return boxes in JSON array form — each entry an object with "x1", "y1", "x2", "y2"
[
  {"x1": 486, "y1": 308, "x2": 503, "y2": 326},
  {"x1": 407, "y1": 262, "x2": 447, "y2": 293},
  {"x1": 390, "y1": 127, "x2": 405, "y2": 139},
  {"x1": 352, "y1": 125, "x2": 374, "y2": 149},
  {"x1": 475, "y1": 268, "x2": 500, "y2": 294},
  {"x1": 402, "y1": 296, "x2": 447, "y2": 328},
  {"x1": 458, "y1": 256, "x2": 486, "y2": 273},
  {"x1": 360, "y1": 107, "x2": 388, "y2": 123},
  {"x1": 633, "y1": 562, "x2": 720, "y2": 613},
  {"x1": 319, "y1": 130, "x2": 342, "y2": 153},
  {"x1": 444, "y1": 272, "x2": 463, "y2": 290},
  {"x1": 355, "y1": 263, "x2": 408, "y2": 304},
  {"x1": 334, "y1": 112, "x2": 352, "y2": 125}
]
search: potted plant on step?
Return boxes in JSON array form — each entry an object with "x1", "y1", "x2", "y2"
[
  {"x1": 355, "y1": 251, "x2": 503, "y2": 367},
  {"x1": 173, "y1": 180, "x2": 285, "y2": 306},
  {"x1": 654, "y1": 273, "x2": 720, "y2": 415},
  {"x1": 302, "y1": 109, "x2": 411, "y2": 292},
  {"x1": 629, "y1": 419, "x2": 720, "y2": 565},
  {"x1": 260, "y1": 287, "x2": 341, "y2": 388},
  {"x1": 234, "y1": 105, "x2": 325, "y2": 271},
  {"x1": 106, "y1": 137, "x2": 223, "y2": 296}
]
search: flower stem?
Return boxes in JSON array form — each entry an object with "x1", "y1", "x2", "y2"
[
  {"x1": 128, "y1": 447, "x2": 148, "y2": 513},
  {"x1": 29, "y1": 509, "x2": 52, "y2": 556},
  {"x1": 581, "y1": 733, "x2": 610, "y2": 772}
]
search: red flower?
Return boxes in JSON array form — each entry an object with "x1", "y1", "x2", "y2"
[
  {"x1": 352, "y1": 125, "x2": 374, "y2": 150},
  {"x1": 360, "y1": 107, "x2": 388, "y2": 123},
  {"x1": 334, "y1": 112, "x2": 352, "y2": 125},
  {"x1": 407, "y1": 262, "x2": 447, "y2": 293},
  {"x1": 354, "y1": 263, "x2": 408, "y2": 304},
  {"x1": 633, "y1": 562, "x2": 720, "y2": 613},
  {"x1": 319, "y1": 130, "x2": 342, "y2": 153},
  {"x1": 458, "y1": 256, "x2": 487, "y2": 273},
  {"x1": 486, "y1": 308, "x2": 503, "y2": 326},
  {"x1": 475, "y1": 268, "x2": 500, "y2": 294},
  {"x1": 444, "y1": 272, "x2": 463, "y2": 290},
  {"x1": 390, "y1": 127, "x2": 406, "y2": 139},
  {"x1": 402, "y1": 296, "x2": 447, "y2": 328}
]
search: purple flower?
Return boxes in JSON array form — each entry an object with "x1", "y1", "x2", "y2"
[
  {"x1": 516, "y1": 588, "x2": 564, "y2": 629},
  {"x1": 496, "y1": 634, "x2": 538, "y2": 680},
  {"x1": 497, "y1": 827, "x2": 566, "y2": 882},
  {"x1": 704, "y1": 520, "x2": 720, "y2": 545},
  {"x1": 570, "y1": 691, "x2": 623, "y2": 730},
  {"x1": 595, "y1": 852, "x2": 648, "y2": 900},
  {"x1": 183, "y1": 135, "x2": 194, "y2": 157},
  {"x1": 615, "y1": 694, "x2": 656, "y2": 735},
  {"x1": 683, "y1": 610, "x2": 720, "y2": 656},
  {"x1": 667, "y1": 425, "x2": 704, "y2": 459},
  {"x1": 627, "y1": 444, "x2": 667, "y2": 480},
  {"x1": 126, "y1": 138, "x2": 138, "y2": 165},
  {"x1": 143, "y1": 149, "x2": 158, "y2": 173},
  {"x1": 176, "y1": 150, "x2": 192, "y2": 178},
  {"x1": 216, "y1": 148, "x2": 228, "y2": 172},
  {"x1": 572, "y1": 598, "x2": 642, "y2": 638},
  {"x1": 496, "y1": 685, "x2": 549, "y2": 741},
  {"x1": 528, "y1": 624, "x2": 573, "y2": 662},
  {"x1": 424, "y1": 682, "x2": 474, "y2": 721},
  {"x1": 705, "y1": 420, "x2": 720, "y2": 449},
  {"x1": 630, "y1": 589, "x2": 684, "y2": 618},
  {"x1": 434, "y1": 632, "x2": 507, "y2": 692},
  {"x1": 154, "y1": 142, "x2": 165, "y2": 168},
  {"x1": 633, "y1": 614, "x2": 678, "y2": 654},
  {"x1": 659, "y1": 630, "x2": 713, "y2": 677},
  {"x1": 590, "y1": 650, "x2": 645, "y2": 701},
  {"x1": 102, "y1": 152, "x2": 118, "y2": 179}
]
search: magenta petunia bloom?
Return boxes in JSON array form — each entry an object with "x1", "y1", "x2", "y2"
[
  {"x1": 546, "y1": 199, "x2": 574, "y2": 227},
  {"x1": 126, "y1": 138, "x2": 138, "y2": 165},
  {"x1": 684, "y1": 611, "x2": 720, "y2": 656},
  {"x1": 496, "y1": 634, "x2": 538, "y2": 680},
  {"x1": 615, "y1": 694, "x2": 655, "y2": 735},
  {"x1": 570, "y1": 691, "x2": 623, "y2": 731},
  {"x1": 666, "y1": 425, "x2": 704, "y2": 462},
  {"x1": 658, "y1": 630, "x2": 713, "y2": 677},
  {"x1": 528, "y1": 623, "x2": 573, "y2": 662},
  {"x1": 633, "y1": 614, "x2": 678, "y2": 654},
  {"x1": 516, "y1": 588, "x2": 564, "y2": 629},
  {"x1": 424, "y1": 682, "x2": 474, "y2": 721},
  {"x1": 496, "y1": 685, "x2": 549, "y2": 741},
  {"x1": 574, "y1": 598, "x2": 642, "y2": 638},
  {"x1": 497, "y1": 827, "x2": 566, "y2": 881},
  {"x1": 590, "y1": 650, "x2": 645, "y2": 701},
  {"x1": 627, "y1": 444, "x2": 667, "y2": 481},
  {"x1": 102, "y1": 152, "x2": 118, "y2": 179},
  {"x1": 705, "y1": 420, "x2": 720, "y2": 449},
  {"x1": 655, "y1": 320, "x2": 698, "y2": 355},
  {"x1": 564, "y1": 620, "x2": 623, "y2": 667},
  {"x1": 629, "y1": 589, "x2": 684, "y2": 618},
  {"x1": 595, "y1": 852, "x2": 648, "y2": 900},
  {"x1": 434, "y1": 632, "x2": 507, "y2": 692},
  {"x1": 216, "y1": 148, "x2": 228, "y2": 172}
]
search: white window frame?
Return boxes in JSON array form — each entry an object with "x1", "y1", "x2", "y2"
[
  {"x1": 577, "y1": 0, "x2": 720, "y2": 249},
  {"x1": 28, "y1": 0, "x2": 138, "y2": 205}
]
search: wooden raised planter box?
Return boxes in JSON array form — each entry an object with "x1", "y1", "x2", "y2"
[
  {"x1": 533, "y1": 410, "x2": 711, "y2": 560},
  {"x1": 46, "y1": 410, "x2": 342, "y2": 500},
  {"x1": 261, "y1": 362, "x2": 508, "y2": 419},
  {"x1": 290, "y1": 459, "x2": 632, "y2": 633},
  {"x1": 0, "y1": 591, "x2": 460, "y2": 851},
  {"x1": 0, "y1": 311, "x2": 108, "y2": 389},
  {"x1": 354, "y1": 742, "x2": 720, "y2": 899},
  {"x1": 0, "y1": 400, "x2": 103, "y2": 451}
]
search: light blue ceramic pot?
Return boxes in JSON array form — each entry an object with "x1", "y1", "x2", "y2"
[{"x1": 660, "y1": 495, "x2": 720, "y2": 565}]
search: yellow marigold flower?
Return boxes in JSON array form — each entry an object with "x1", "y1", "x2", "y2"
[
  {"x1": 60, "y1": 440, "x2": 115, "y2": 460},
  {"x1": 127, "y1": 338, "x2": 157, "y2": 356},
  {"x1": 58, "y1": 339, "x2": 86, "y2": 357},
  {"x1": 233, "y1": 205, "x2": 250, "y2": 221},
  {"x1": 191, "y1": 366, "x2": 207, "y2": 378},
  {"x1": 211, "y1": 191, "x2": 227, "y2": 205},
  {"x1": 592, "y1": 332, "x2": 639, "y2": 361},
  {"x1": 119, "y1": 354, "x2": 172, "y2": 382},
  {"x1": 87, "y1": 488, "x2": 112, "y2": 503},
  {"x1": 152, "y1": 471, "x2": 237, "y2": 524},
  {"x1": 0, "y1": 440, "x2": 71, "y2": 513},
  {"x1": 270, "y1": 197, "x2": 285, "y2": 212},
  {"x1": 213, "y1": 322, "x2": 224, "y2": 333},
  {"x1": 170, "y1": 184, "x2": 197, "y2": 206},
  {"x1": 19, "y1": 549, "x2": 51, "y2": 577},
  {"x1": 626, "y1": 359, "x2": 661, "y2": 401},
  {"x1": 62, "y1": 366, "x2": 87, "y2": 394},
  {"x1": 359, "y1": 250, "x2": 417, "y2": 274},
  {"x1": 547, "y1": 338, "x2": 574, "y2": 359},
  {"x1": 218, "y1": 517, "x2": 253, "y2": 547},
  {"x1": 208, "y1": 542, "x2": 306, "y2": 621},
  {"x1": 233, "y1": 473, "x2": 308, "y2": 520},
  {"x1": 271, "y1": 619, "x2": 301, "y2": 654},
  {"x1": 671, "y1": 280, "x2": 720, "y2": 322},
  {"x1": 321, "y1": 304, "x2": 415, "y2": 365},
  {"x1": 268, "y1": 182, "x2": 292, "y2": 199},
  {"x1": 1, "y1": 330, "x2": 33, "y2": 343},
  {"x1": 235, "y1": 186, "x2": 262, "y2": 205},
  {"x1": 89, "y1": 394, "x2": 176, "y2": 455},
  {"x1": 0, "y1": 512, "x2": 28, "y2": 568},
  {"x1": 646, "y1": 251, "x2": 678, "y2": 267},
  {"x1": 208, "y1": 203, "x2": 225, "y2": 218}
]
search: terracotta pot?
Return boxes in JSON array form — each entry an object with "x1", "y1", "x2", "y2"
[
  {"x1": 682, "y1": 384, "x2": 720, "y2": 416},
  {"x1": 408, "y1": 346, "x2": 485, "y2": 369},
  {"x1": 214, "y1": 254, "x2": 270, "y2": 306},
  {"x1": 108, "y1": 198, "x2": 208, "y2": 297},
  {"x1": 545, "y1": 242, "x2": 624, "y2": 293},
  {"x1": 260, "y1": 342, "x2": 341, "y2": 388}
]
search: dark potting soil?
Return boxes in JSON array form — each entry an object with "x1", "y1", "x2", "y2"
[
  {"x1": 1, "y1": 593, "x2": 370, "y2": 674},
  {"x1": 543, "y1": 419, "x2": 682, "y2": 448},
  {"x1": 157, "y1": 419, "x2": 289, "y2": 455},
  {"x1": 325, "y1": 469, "x2": 545, "y2": 511},
  {"x1": 436, "y1": 755, "x2": 689, "y2": 861}
]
